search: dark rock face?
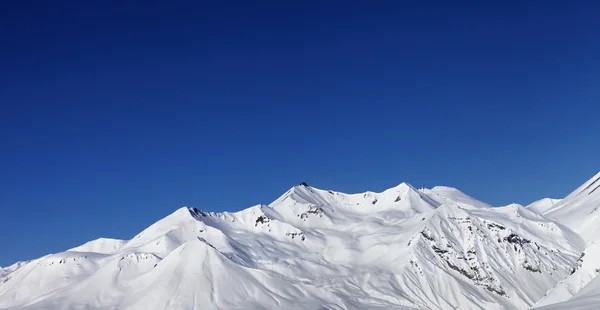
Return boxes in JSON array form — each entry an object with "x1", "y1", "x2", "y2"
[
  {"x1": 286, "y1": 232, "x2": 306, "y2": 241},
  {"x1": 432, "y1": 245, "x2": 448, "y2": 254},
  {"x1": 420, "y1": 230, "x2": 435, "y2": 242},
  {"x1": 255, "y1": 215, "x2": 270, "y2": 226},
  {"x1": 487, "y1": 223, "x2": 506, "y2": 230},
  {"x1": 504, "y1": 234, "x2": 531, "y2": 245},
  {"x1": 523, "y1": 261, "x2": 542, "y2": 273},
  {"x1": 571, "y1": 253, "x2": 586, "y2": 275},
  {"x1": 299, "y1": 205, "x2": 324, "y2": 221}
]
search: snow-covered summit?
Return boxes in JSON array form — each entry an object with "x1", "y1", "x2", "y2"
[
  {"x1": 68, "y1": 238, "x2": 126, "y2": 254},
  {"x1": 526, "y1": 198, "x2": 561, "y2": 214},
  {"x1": 1, "y1": 176, "x2": 599, "y2": 310},
  {"x1": 422, "y1": 185, "x2": 492, "y2": 209}
]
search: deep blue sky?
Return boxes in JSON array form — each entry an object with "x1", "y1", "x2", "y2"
[{"x1": 1, "y1": 1, "x2": 599, "y2": 266}]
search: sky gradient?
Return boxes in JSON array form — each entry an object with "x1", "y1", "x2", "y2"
[{"x1": 1, "y1": 1, "x2": 599, "y2": 266}]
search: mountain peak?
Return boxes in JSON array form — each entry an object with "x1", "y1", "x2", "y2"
[
  {"x1": 67, "y1": 238, "x2": 126, "y2": 254},
  {"x1": 565, "y1": 170, "x2": 600, "y2": 198},
  {"x1": 499, "y1": 203, "x2": 524, "y2": 208},
  {"x1": 421, "y1": 186, "x2": 492, "y2": 209},
  {"x1": 430, "y1": 185, "x2": 461, "y2": 192},
  {"x1": 526, "y1": 198, "x2": 561, "y2": 214},
  {"x1": 382, "y1": 182, "x2": 419, "y2": 193},
  {"x1": 4, "y1": 174, "x2": 600, "y2": 310}
]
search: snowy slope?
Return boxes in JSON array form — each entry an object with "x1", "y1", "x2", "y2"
[
  {"x1": 526, "y1": 198, "x2": 561, "y2": 215},
  {"x1": 532, "y1": 171, "x2": 600, "y2": 307},
  {"x1": 422, "y1": 186, "x2": 493, "y2": 209},
  {"x1": 68, "y1": 238, "x2": 127, "y2": 254},
  {"x1": 0, "y1": 180, "x2": 594, "y2": 310},
  {"x1": 535, "y1": 269, "x2": 600, "y2": 310},
  {"x1": 534, "y1": 242, "x2": 600, "y2": 308},
  {"x1": 544, "y1": 171, "x2": 600, "y2": 243}
]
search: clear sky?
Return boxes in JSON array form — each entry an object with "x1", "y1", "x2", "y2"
[{"x1": 1, "y1": 1, "x2": 599, "y2": 267}]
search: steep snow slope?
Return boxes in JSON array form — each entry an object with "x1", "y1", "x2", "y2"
[
  {"x1": 526, "y1": 198, "x2": 561, "y2": 215},
  {"x1": 544, "y1": 171, "x2": 600, "y2": 243},
  {"x1": 535, "y1": 269, "x2": 600, "y2": 310},
  {"x1": 535, "y1": 242, "x2": 600, "y2": 308},
  {"x1": 533, "y1": 172, "x2": 600, "y2": 307},
  {"x1": 421, "y1": 186, "x2": 492, "y2": 209},
  {"x1": 0, "y1": 182, "x2": 589, "y2": 310},
  {"x1": 68, "y1": 238, "x2": 127, "y2": 254}
]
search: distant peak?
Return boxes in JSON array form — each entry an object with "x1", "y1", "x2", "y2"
[
  {"x1": 397, "y1": 182, "x2": 415, "y2": 189},
  {"x1": 499, "y1": 203, "x2": 524, "y2": 209},
  {"x1": 269, "y1": 182, "x2": 328, "y2": 207},
  {"x1": 385, "y1": 182, "x2": 417, "y2": 193},
  {"x1": 290, "y1": 183, "x2": 315, "y2": 193},
  {"x1": 288, "y1": 182, "x2": 319, "y2": 195},
  {"x1": 430, "y1": 186, "x2": 461, "y2": 192}
]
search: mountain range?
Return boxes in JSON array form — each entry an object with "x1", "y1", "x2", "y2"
[{"x1": 1, "y1": 171, "x2": 599, "y2": 309}]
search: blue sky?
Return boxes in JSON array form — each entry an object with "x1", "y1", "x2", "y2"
[{"x1": 1, "y1": 1, "x2": 599, "y2": 266}]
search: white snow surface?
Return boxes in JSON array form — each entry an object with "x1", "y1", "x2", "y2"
[
  {"x1": 532, "y1": 171, "x2": 600, "y2": 308},
  {"x1": 1, "y1": 176, "x2": 600, "y2": 310},
  {"x1": 68, "y1": 238, "x2": 127, "y2": 254},
  {"x1": 535, "y1": 265, "x2": 600, "y2": 310},
  {"x1": 525, "y1": 198, "x2": 561, "y2": 214},
  {"x1": 544, "y1": 171, "x2": 600, "y2": 243}
]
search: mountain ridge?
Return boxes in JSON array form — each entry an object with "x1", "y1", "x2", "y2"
[{"x1": 1, "y1": 178, "x2": 599, "y2": 310}]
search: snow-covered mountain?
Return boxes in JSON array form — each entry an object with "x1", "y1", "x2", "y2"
[
  {"x1": 536, "y1": 269, "x2": 600, "y2": 310},
  {"x1": 533, "y1": 171, "x2": 600, "y2": 308},
  {"x1": 525, "y1": 198, "x2": 561, "y2": 215},
  {"x1": 1, "y1": 174, "x2": 599, "y2": 310}
]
